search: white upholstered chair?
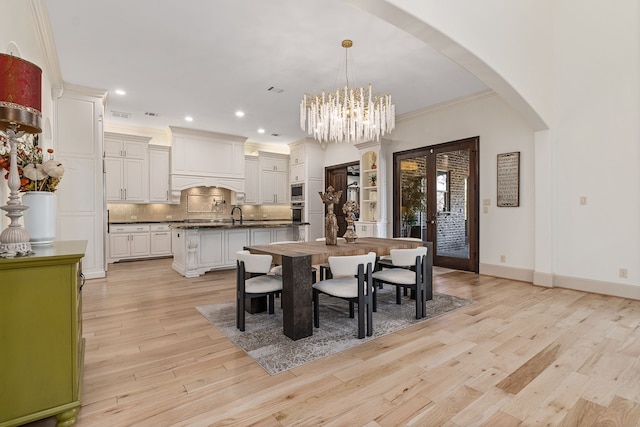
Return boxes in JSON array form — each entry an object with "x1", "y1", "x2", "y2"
[
  {"x1": 236, "y1": 250, "x2": 283, "y2": 331},
  {"x1": 315, "y1": 237, "x2": 346, "y2": 280},
  {"x1": 371, "y1": 246, "x2": 429, "y2": 319},
  {"x1": 312, "y1": 251, "x2": 377, "y2": 338}
]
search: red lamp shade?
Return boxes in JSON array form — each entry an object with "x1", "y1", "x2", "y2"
[{"x1": 0, "y1": 53, "x2": 42, "y2": 134}]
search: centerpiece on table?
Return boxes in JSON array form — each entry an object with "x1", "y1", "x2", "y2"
[{"x1": 0, "y1": 133, "x2": 64, "y2": 244}]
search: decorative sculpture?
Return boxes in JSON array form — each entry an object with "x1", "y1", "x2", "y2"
[
  {"x1": 319, "y1": 186, "x2": 342, "y2": 245},
  {"x1": 342, "y1": 199, "x2": 360, "y2": 243}
]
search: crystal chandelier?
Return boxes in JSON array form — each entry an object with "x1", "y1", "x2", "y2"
[{"x1": 300, "y1": 40, "x2": 395, "y2": 144}]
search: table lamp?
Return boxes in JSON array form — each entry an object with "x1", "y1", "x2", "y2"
[{"x1": 0, "y1": 52, "x2": 42, "y2": 257}]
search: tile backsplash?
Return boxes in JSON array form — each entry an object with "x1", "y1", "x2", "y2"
[{"x1": 108, "y1": 187, "x2": 292, "y2": 222}]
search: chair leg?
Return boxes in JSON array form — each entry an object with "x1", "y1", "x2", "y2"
[
  {"x1": 268, "y1": 294, "x2": 275, "y2": 314},
  {"x1": 238, "y1": 292, "x2": 245, "y2": 332},
  {"x1": 366, "y1": 295, "x2": 373, "y2": 337},
  {"x1": 349, "y1": 302, "x2": 355, "y2": 318},
  {"x1": 396, "y1": 286, "x2": 402, "y2": 305},
  {"x1": 372, "y1": 280, "x2": 377, "y2": 312},
  {"x1": 313, "y1": 289, "x2": 320, "y2": 328}
]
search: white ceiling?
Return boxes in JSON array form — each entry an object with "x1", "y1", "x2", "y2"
[{"x1": 43, "y1": 0, "x2": 488, "y2": 145}]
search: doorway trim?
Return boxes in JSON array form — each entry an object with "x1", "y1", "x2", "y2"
[{"x1": 392, "y1": 136, "x2": 479, "y2": 273}]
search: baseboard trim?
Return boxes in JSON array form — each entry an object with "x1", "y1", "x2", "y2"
[
  {"x1": 479, "y1": 263, "x2": 640, "y2": 300},
  {"x1": 554, "y1": 275, "x2": 640, "y2": 300},
  {"x1": 479, "y1": 263, "x2": 533, "y2": 283},
  {"x1": 533, "y1": 271, "x2": 554, "y2": 287}
]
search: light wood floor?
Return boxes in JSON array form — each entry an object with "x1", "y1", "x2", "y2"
[{"x1": 67, "y1": 258, "x2": 640, "y2": 426}]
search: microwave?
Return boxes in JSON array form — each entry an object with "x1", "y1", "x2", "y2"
[{"x1": 291, "y1": 183, "x2": 304, "y2": 201}]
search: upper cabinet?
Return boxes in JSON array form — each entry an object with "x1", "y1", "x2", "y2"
[
  {"x1": 259, "y1": 152, "x2": 288, "y2": 204},
  {"x1": 244, "y1": 155, "x2": 259, "y2": 204},
  {"x1": 104, "y1": 133, "x2": 151, "y2": 203},
  {"x1": 104, "y1": 135, "x2": 148, "y2": 159},
  {"x1": 148, "y1": 145, "x2": 170, "y2": 203}
]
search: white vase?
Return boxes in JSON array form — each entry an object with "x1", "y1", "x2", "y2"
[{"x1": 21, "y1": 191, "x2": 57, "y2": 245}]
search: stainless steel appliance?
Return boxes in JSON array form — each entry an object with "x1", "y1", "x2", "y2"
[
  {"x1": 291, "y1": 202, "x2": 304, "y2": 223},
  {"x1": 290, "y1": 183, "x2": 304, "y2": 202}
]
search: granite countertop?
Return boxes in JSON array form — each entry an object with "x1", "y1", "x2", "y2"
[{"x1": 109, "y1": 219, "x2": 309, "y2": 229}]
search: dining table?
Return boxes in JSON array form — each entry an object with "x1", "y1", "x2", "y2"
[{"x1": 245, "y1": 237, "x2": 433, "y2": 340}]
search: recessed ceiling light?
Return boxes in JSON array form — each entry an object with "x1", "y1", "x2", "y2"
[
  {"x1": 115, "y1": 89, "x2": 126, "y2": 95},
  {"x1": 185, "y1": 116, "x2": 194, "y2": 122},
  {"x1": 235, "y1": 111, "x2": 245, "y2": 117},
  {"x1": 258, "y1": 128, "x2": 265, "y2": 134}
]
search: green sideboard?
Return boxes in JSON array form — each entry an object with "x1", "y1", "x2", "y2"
[{"x1": 0, "y1": 240, "x2": 86, "y2": 427}]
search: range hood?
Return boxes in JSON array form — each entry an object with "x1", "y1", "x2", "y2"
[{"x1": 169, "y1": 126, "x2": 246, "y2": 203}]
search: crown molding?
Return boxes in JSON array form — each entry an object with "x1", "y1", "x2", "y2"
[{"x1": 29, "y1": 0, "x2": 63, "y2": 92}]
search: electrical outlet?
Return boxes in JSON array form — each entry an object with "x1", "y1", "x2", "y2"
[
  {"x1": 619, "y1": 268, "x2": 628, "y2": 278},
  {"x1": 500, "y1": 255, "x2": 506, "y2": 263}
]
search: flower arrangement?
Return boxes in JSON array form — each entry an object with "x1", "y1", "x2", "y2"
[{"x1": 0, "y1": 133, "x2": 64, "y2": 192}]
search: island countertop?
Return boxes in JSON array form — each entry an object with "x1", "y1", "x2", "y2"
[{"x1": 170, "y1": 220, "x2": 308, "y2": 229}]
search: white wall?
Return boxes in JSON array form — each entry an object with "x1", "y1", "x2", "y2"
[
  {"x1": 387, "y1": 93, "x2": 535, "y2": 272},
  {"x1": 552, "y1": 0, "x2": 640, "y2": 288},
  {"x1": 0, "y1": 0, "x2": 56, "y2": 230},
  {"x1": 355, "y1": 0, "x2": 640, "y2": 296}
]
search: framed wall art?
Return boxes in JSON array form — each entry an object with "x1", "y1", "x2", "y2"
[{"x1": 497, "y1": 151, "x2": 520, "y2": 207}]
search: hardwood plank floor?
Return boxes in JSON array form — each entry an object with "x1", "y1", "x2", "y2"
[{"x1": 44, "y1": 258, "x2": 640, "y2": 425}]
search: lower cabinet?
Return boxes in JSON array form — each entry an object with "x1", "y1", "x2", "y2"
[
  {"x1": 0, "y1": 241, "x2": 86, "y2": 427},
  {"x1": 150, "y1": 224, "x2": 172, "y2": 256},
  {"x1": 354, "y1": 221, "x2": 378, "y2": 238},
  {"x1": 109, "y1": 223, "x2": 172, "y2": 263},
  {"x1": 108, "y1": 224, "x2": 150, "y2": 262},
  {"x1": 171, "y1": 226, "x2": 295, "y2": 277}
]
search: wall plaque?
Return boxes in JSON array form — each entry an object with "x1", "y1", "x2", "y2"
[{"x1": 497, "y1": 152, "x2": 520, "y2": 207}]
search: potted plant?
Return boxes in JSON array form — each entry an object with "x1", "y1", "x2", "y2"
[
  {"x1": 369, "y1": 173, "x2": 377, "y2": 187},
  {"x1": 1, "y1": 133, "x2": 64, "y2": 244}
]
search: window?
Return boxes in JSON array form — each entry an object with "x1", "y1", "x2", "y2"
[{"x1": 436, "y1": 170, "x2": 450, "y2": 212}]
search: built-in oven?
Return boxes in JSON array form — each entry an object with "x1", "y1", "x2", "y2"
[
  {"x1": 291, "y1": 202, "x2": 304, "y2": 223},
  {"x1": 290, "y1": 183, "x2": 304, "y2": 202}
]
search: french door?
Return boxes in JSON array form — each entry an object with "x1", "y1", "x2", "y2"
[{"x1": 393, "y1": 137, "x2": 479, "y2": 272}]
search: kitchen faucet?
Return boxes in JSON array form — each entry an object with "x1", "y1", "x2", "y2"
[{"x1": 231, "y1": 206, "x2": 243, "y2": 225}]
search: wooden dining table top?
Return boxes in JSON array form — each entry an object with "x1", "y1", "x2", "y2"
[{"x1": 246, "y1": 237, "x2": 424, "y2": 265}]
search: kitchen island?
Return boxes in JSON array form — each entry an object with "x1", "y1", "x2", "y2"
[{"x1": 170, "y1": 220, "x2": 307, "y2": 277}]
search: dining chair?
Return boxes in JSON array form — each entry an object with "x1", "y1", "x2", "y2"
[
  {"x1": 268, "y1": 241, "x2": 317, "y2": 282},
  {"x1": 371, "y1": 246, "x2": 428, "y2": 319},
  {"x1": 312, "y1": 251, "x2": 377, "y2": 339},
  {"x1": 236, "y1": 250, "x2": 283, "y2": 331},
  {"x1": 315, "y1": 237, "x2": 346, "y2": 280}
]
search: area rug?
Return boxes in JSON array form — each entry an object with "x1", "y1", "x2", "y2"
[{"x1": 196, "y1": 288, "x2": 473, "y2": 375}]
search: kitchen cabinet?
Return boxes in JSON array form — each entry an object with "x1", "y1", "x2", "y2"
[
  {"x1": 244, "y1": 155, "x2": 259, "y2": 204},
  {"x1": 354, "y1": 221, "x2": 377, "y2": 237},
  {"x1": 108, "y1": 224, "x2": 151, "y2": 262},
  {"x1": 105, "y1": 157, "x2": 146, "y2": 202},
  {"x1": 198, "y1": 229, "x2": 225, "y2": 268},
  {"x1": 0, "y1": 241, "x2": 86, "y2": 427},
  {"x1": 171, "y1": 225, "x2": 297, "y2": 277},
  {"x1": 259, "y1": 152, "x2": 288, "y2": 204},
  {"x1": 225, "y1": 229, "x2": 250, "y2": 265},
  {"x1": 104, "y1": 133, "x2": 150, "y2": 203},
  {"x1": 251, "y1": 227, "x2": 294, "y2": 245},
  {"x1": 290, "y1": 162, "x2": 304, "y2": 183},
  {"x1": 148, "y1": 145, "x2": 170, "y2": 203},
  {"x1": 250, "y1": 228, "x2": 273, "y2": 246},
  {"x1": 104, "y1": 134, "x2": 148, "y2": 159},
  {"x1": 55, "y1": 87, "x2": 106, "y2": 279},
  {"x1": 150, "y1": 223, "x2": 172, "y2": 256}
]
